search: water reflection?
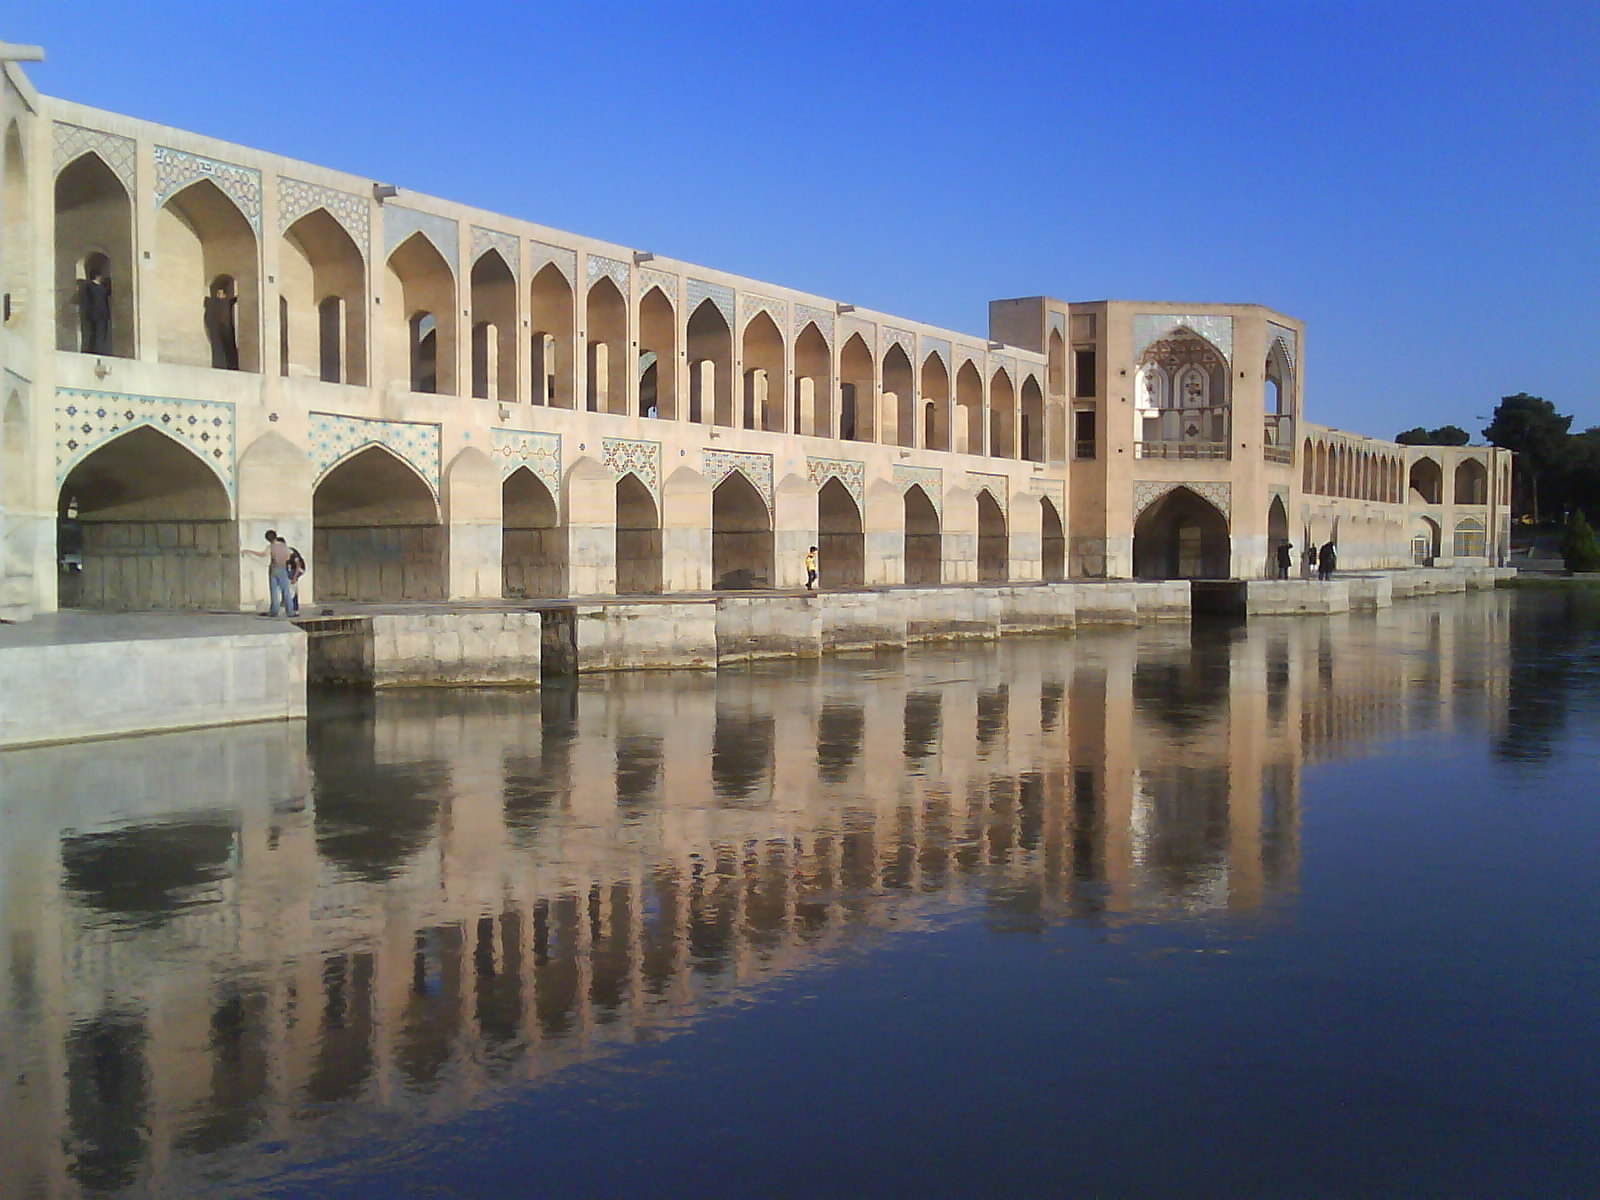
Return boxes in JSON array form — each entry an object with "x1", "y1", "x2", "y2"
[{"x1": 0, "y1": 593, "x2": 1527, "y2": 1194}]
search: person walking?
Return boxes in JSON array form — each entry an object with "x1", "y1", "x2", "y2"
[
  {"x1": 242, "y1": 530, "x2": 295, "y2": 616},
  {"x1": 805, "y1": 546, "x2": 818, "y2": 590},
  {"x1": 1318, "y1": 540, "x2": 1337, "y2": 581},
  {"x1": 1276, "y1": 541, "x2": 1293, "y2": 579}
]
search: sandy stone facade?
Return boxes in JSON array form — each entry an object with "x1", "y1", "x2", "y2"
[{"x1": 0, "y1": 54, "x2": 1513, "y2": 621}]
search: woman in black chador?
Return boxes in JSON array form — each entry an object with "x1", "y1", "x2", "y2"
[{"x1": 204, "y1": 283, "x2": 240, "y2": 369}]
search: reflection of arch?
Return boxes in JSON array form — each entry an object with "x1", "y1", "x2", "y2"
[
  {"x1": 1453, "y1": 516, "x2": 1486, "y2": 558},
  {"x1": 58, "y1": 426, "x2": 238, "y2": 610},
  {"x1": 687, "y1": 299, "x2": 733, "y2": 425},
  {"x1": 1041, "y1": 496, "x2": 1065, "y2": 581},
  {"x1": 616, "y1": 472, "x2": 662, "y2": 594},
  {"x1": 1454, "y1": 459, "x2": 1487, "y2": 505},
  {"x1": 818, "y1": 477, "x2": 864, "y2": 587},
  {"x1": 904, "y1": 483, "x2": 941, "y2": 585},
  {"x1": 1132, "y1": 486, "x2": 1230, "y2": 580},
  {"x1": 977, "y1": 490, "x2": 1007, "y2": 581},
  {"x1": 503, "y1": 466, "x2": 563, "y2": 597},
  {"x1": 471, "y1": 250, "x2": 517, "y2": 401},
  {"x1": 530, "y1": 262, "x2": 574, "y2": 408},
  {"x1": 386, "y1": 232, "x2": 456, "y2": 395},
  {"x1": 55, "y1": 151, "x2": 135, "y2": 356},
  {"x1": 158, "y1": 179, "x2": 261, "y2": 371},
  {"x1": 314, "y1": 445, "x2": 444, "y2": 601},
  {"x1": 1409, "y1": 457, "x2": 1442, "y2": 505},
  {"x1": 281, "y1": 207, "x2": 367, "y2": 384},
  {"x1": 712, "y1": 472, "x2": 771, "y2": 589}
]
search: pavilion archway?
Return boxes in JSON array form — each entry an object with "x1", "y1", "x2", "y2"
[
  {"x1": 1132, "y1": 486, "x2": 1230, "y2": 580},
  {"x1": 314, "y1": 446, "x2": 444, "y2": 601},
  {"x1": 712, "y1": 472, "x2": 772, "y2": 589},
  {"x1": 502, "y1": 467, "x2": 564, "y2": 597},
  {"x1": 57, "y1": 426, "x2": 237, "y2": 610},
  {"x1": 818, "y1": 477, "x2": 864, "y2": 587},
  {"x1": 977, "y1": 491, "x2": 1007, "y2": 581},
  {"x1": 616, "y1": 473, "x2": 662, "y2": 594},
  {"x1": 905, "y1": 484, "x2": 941, "y2": 585}
]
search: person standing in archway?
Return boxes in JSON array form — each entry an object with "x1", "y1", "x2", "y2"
[
  {"x1": 80, "y1": 270, "x2": 112, "y2": 354},
  {"x1": 1319, "y1": 540, "x2": 1337, "y2": 581},
  {"x1": 805, "y1": 546, "x2": 818, "y2": 590},
  {"x1": 204, "y1": 283, "x2": 240, "y2": 370},
  {"x1": 242, "y1": 530, "x2": 294, "y2": 616},
  {"x1": 1276, "y1": 540, "x2": 1293, "y2": 579}
]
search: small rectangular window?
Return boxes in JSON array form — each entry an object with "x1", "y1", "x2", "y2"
[
  {"x1": 1073, "y1": 348, "x2": 1096, "y2": 398},
  {"x1": 1074, "y1": 407, "x2": 1097, "y2": 460}
]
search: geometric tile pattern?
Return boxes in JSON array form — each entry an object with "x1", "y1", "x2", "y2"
[
  {"x1": 491, "y1": 428, "x2": 561, "y2": 492},
  {"x1": 838, "y1": 316, "x2": 876, "y2": 352},
  {"x1": 1132, "y1": 314, "x2": 1234, "y2": 366},
  {"x1": 472, "y1": 226, "x2": 520, "y2": 279},
  {"x1": 154, "y1": 146, "x2": 262, "y2": 233},
  {"x1": 884, "y1": 327, "x2": 916, "y2": 361},
  {"x1": 639, "y1": 267, "x2": 679, "y2": 305},
  {"x1": 587, "y1": 254, "x2": 629, "y2": 292},
  {"x1": 989, "y1": 357, "x2": 1015, "y2": 386},
  {"x1": 309, "y1": 412, "x2": 441, "y2": 494},
  {"x1": 921, "y1": 336, "x2": 951, "y2": 369},
  {"x1": 53, "y1": 122, "x2": 136, "y2": 194},
  {"x1": 383, "y1": 206, "x2": 459, "y2": 273},
  {"x1": 529, "y1": 241, "x2": 577, "y2": 285},
  {"x1": 805, "y1": 455, "x2": 866, "y2": 508},
  {"x1": 702, "y1": 448, "x2": 774, "y2": 512},
  {"x1": 966, "y1": 470, "x2": 1008, "y2": 518},
  {"x1": 893, "y1": 464, "x2": 943, "y2": 520},
  {"x1": 957, "y1": 344, "x2": 987, "y2": 373},
  {"x1": 1267, "y1": 321, "x2": 1298, "y2": 368},
  {"x1": 278, "y1": 177, "x2": 370, "y2": 251},
  {"x1": 741, "y1": 292, "x2": 788, "y2": 331},
  {"x1": 55, "y1": 387, "x2": 235, "y2": 497},
  {"x1": 792, "y1": 303, "x2": 835, "y2": 347},
  {"x1": 602, "y1": 437, "x2": 662, "y2": 502},
  {"x1": 1133, "y1": 479, "x2": 1232, "y2": 521},
  {"x1": 687, "y1": 278, "x2": 735, "y2": 326},
  {"x1": 1029, "y1": 477, "x2": 1066, "y2": 516}
]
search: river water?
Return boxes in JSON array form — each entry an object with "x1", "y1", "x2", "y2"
[{"x1": 2, "y1": 589, "x2": 1597, "y2": 1198}]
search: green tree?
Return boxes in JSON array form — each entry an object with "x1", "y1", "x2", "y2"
[
  {"x1": 1394, "y1": 424, "x2": 1471, "y2": 446},
  {"x1": 1482, "y1": 393, "x2": 1572, "y2": 521},
  {"x1": 1560, "y1": 510, "x2": 1600, "y2": 573}
]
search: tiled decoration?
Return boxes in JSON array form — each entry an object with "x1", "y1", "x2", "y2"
[
  {"x1": 893, "y1": 464, "x2": 943, "y2": 520},
  {"x1": 805, "y1": 456, "x2": 866, "y2": 508},
  {"x1": 1133, "y1": 480, "x2": 1232, "y2": 521},
  {"x1": 687, "y1": 278, "x2": 734, "y2": 326},
  {"x1": 990, "y1": 358, "x2": 1015, "y2": 386},
  {"x1": 493, "y1": 429, "x2": 561, "y2": 493},
  {"x1": 1132, "y1": 314, "x2": 1235, "y2": 366},
  {"x1": 792, "y1": 303, "x2": 835, "y2": 346},
  {"x1": 383, "y1": 207, "x2": 459, "y2": 273},
  {"x1": 884, "y1": 327, "x2": 916, "y2": 361},
  {"x1": 529, "y1": 241, "x2": 577, "y2": 286},
  {"x1": 587, "y1": 253, "x2": 630, "y2": 292},
  {"x1": 957, "y1": 345, "x2": 987, "y2": 374},
  {"x1": 602, "y1": 437, "x2": 662, "y2": 502},
  {"x1": 154, "y1": 147, "x2": 262, "y2": 233},
  {"x1": 702, "y1": 448, "x2": 774, "y2": 512},
  {"x1": 310, "y1": 412, "x2": 441, "y2": 493},
  {"x1": 471, "y1": 227, "x2": 520, "y2": 279},
  {"x1": 639, "y1": 267, "x2": 679, "y2": 304},
  {"x1": 53, "y1": 122, "x2": 136, "y2": 194},
  {"x1": 1267, "y1": 321, "x2": 1298, "y2": 368},
  {"x1": 838, "y1": 316, "x2": 876, "y2": 351},
  {"x1": 741, "y1": 292, "x2": 788, "y2": 331},
  {"x1": 967, "y1": 471, "x2": 1008, "y2": 517},
  {"x1": 1030, "y1": 478, "x2": 1067, "y2": 516},
  {"x1": 56, "y1": 387, "x2": 234, "y2": 498},
  {"x1": 1269, "y1": 484, "x2": 1290, "y2": 509},
  {"x1": 921, "y1": 336, "x2": 951, "y2": 369},
  {"x1": 278, "y1": 177, "x2": 369, "y2": 252}
]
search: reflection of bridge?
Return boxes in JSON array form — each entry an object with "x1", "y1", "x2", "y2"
[{"x1": 0, "y1": 601, "x2": 1512, "y2": 1194}]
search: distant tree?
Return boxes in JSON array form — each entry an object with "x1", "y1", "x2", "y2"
[
  {"x1": 1563, "y1": 428, "x2": 1600, "y2": 521},
  {"x1": 1561, "y1": 510, "x2": 1600, "y2": 573},
  {"x1": 1395, "y1": 424, "x2": 1470, "y2": 446},
  {"x1": 1483, "y1": 393, "x2": 1573, "y2": 521}
]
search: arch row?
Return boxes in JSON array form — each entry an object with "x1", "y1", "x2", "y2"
[{"x1": 1300, "y1": 436, "x2": 1406, "y2": 504}]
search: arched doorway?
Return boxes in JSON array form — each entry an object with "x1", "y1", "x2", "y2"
[
  {"x1": 818, "y1": 478, "x2": 864, "y2": 587},
  {"x1": 1041, "y1": 496, "x2": 1065, "y2": 581},
  {"x1": 1408, "y1": 457, "x2": 1442, "y2": 505},
  {"x1": 921, "y1": 353, "x2": 950, "y2": 451},
  {"x1": 314, "y1": 447, "x2": 444, "y2": 600},
  {"x1": 1132, "y1": 486, "x2": 1230, "y2": 579},
  {"x1": 977, "y1": 491, "x2": 1008, "y2": 581},
  {"x1": 1411, "y1": 516, "x2": 1441, "y2": 565},
  {"x1": 58, "y1": 427, "x2": 237, "y2": 610},
  {"x1": 616, "y1": 473, "x2": 661, "y2": 594},
  {"x1": 1266, "y1": 495, "x2": 1289, "y2": 576},
  {"x1": 905, "y1": 485, "x2": 940, "y2": 585},
  {"x1": 712, "y1": 472, "x2": 771, "y2": 589},
  {"x1": 54, "y1": 152, "x2": 134, "y2": 357},
  {"x1": 281, "y1": 208, "x2": 366, "y2": 384},
  {"x1": 955, "y1": 361, "x2": 984, "y2": 454},
  {"x1": 502, "y1": 467, "x2": 563, "y2": 597}
]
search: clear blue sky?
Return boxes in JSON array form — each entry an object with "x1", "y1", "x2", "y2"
[{"x1": 10, "y1": 0, "x2": 1597, "y2": 439}]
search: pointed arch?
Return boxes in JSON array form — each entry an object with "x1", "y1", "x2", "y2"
[
  {"x1": 1409, "y1": 456, "x2": 1442, "y2": 505},
  {"x1": 839, "y1": 332, "x2": 875, "y2": 442},
  {"x1": 920, "y1": 351, "x2": 951, "y2": 451},
  {"x1": 1019, "y1": 375, "x2": 1044, "y2": 462},
  {"x1": 638, "y1": 285, "x2": 676, "y2": 419},
  {"x1": 712, "y1": 470, "x2": 771, "y2": 588},
  {"x1": 817, "y1": 477, "x2": 864, "y2": 587},
  {"x1": 314, "y1": 444, "x2": 444, "y2": 600},
  {"x1": 904, "y1": 482, "x2": 941, "y2": 585},
  {"x1": 955, "y1": 360, "x2": 984, "y2": 454},
  {"x1": 471, "y1": 248, "x2": 517, "y2": 401},
  {"x1": 1454, "y1": 458, "x2": 1487, "y2": 505},
  {"x1": 794, "y1": 321, "x2": 831, "y2": 436},
  {"x1": 616, "y1": 471, "x2": 661, "y2": 593},
  {"x1": 157, "y1": 179, "x2": 260, "y2": 371},
  {"x1": 586, "y1": 275, "x2": 628, "y2": 414},
  {"x1": 1267, "y1": 494, "x2": 1289, "y2": 577},
  {"x1": 989, "y1": 367, "x2": 1016, "y2": 459},
  {"x1": 281, "y1": 207, "x2": 367, "y2": 384},
  {"x1": 741, "y1": 310, "x2": 785, "y2": 432},
  {"x1": 1047, "y1": 327, "x2": 1066, "y2": 396},
  {"x1": 1040, "y1": 495, "x2": 1065, "y2": 581},
  {"x1": 1136, "y1": 330, "x2": 1230, "y2": 457},
  {"x1": 55, "y1": 150, "x2": 134, "y2": 356},
  {"x1": 4, "y1": 121, "x2": 30, "y2": 329},
  {"x1": 530, "y1": 261, "x2": 575, "y2": 408},
  {"x1": 976, "y1": 490, "x2": 1007, "y2": 580},
  {"x1": 686, "y1": 298, "x2": 732, "y2": 425},
  {"x1": 883, "y1": 343, "x2": 915, "y2": 448},
  {"x1": 503, "y1": 465, "x2": 564, "y2": 597},
  {"x1": 386, "y1": 231, "x2": 456, "y2": 394},
  {"x1": 1132, "y1": 486, "x2": 1230, "y2": 580}
]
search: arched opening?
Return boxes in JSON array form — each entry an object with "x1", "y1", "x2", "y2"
[
  {"x1": 1411, "y1": 516, "x2": 1441, "y2": 565},
  {"x1": 712, "y1": 472, "x2": 771, "y2": 589},
  {"x1": 314, "y1": 447, "x2": 444, "y2": 601},
  {"x1": 4, "y1": 122, "x2": 30, "y2": 328},
  {"x1": 638, "y1": 287, "x2": 675, "y2": 418},
  {"x1": 686, "y1": 299, "x2": 732, "y2": 425},
  {"x1": 1041, "y1": 496, "x2": 1065, "y2": 582},
  {"x1": 988, "y1": 369, "x2": 1016, "y2": 459},
  {"x1": 976, "y1": 491, "x2": 1007, "y2": 581},
  {"x1": 1454, "y1": 516, "x2": 1486, "y2": 558},
  {"x1": 793, "y1": 322, "x2": 831, "y2": 436},
  {"x1": 1134, "y1": 329, "x2": 1231, "y2": 459},
  {"x1": 280, "y1": 208, "x2": 366, "y2": 384},
  {"x1": 817, "y1": 478, "x2": 864, "y2": 587},
  {"x1": 586, "y1": 276, "x2": 627, "y2": 414},
  {"x1": 920, "y1": 353, "x2": 950, "y2": 451},
  {"x1": 1409, "y1": 457, "x2": 1442, "y2": 505},
  {"x1": 904, "y1": 484, "x2": 940, "y2": 585},
  {"x1": 470, "y1": 250, "x2": 517, "y2": 401},
  {"x1": 955, "y1": 361, "x2": 984, "y2": 454},
  {"x1": 55, "y1": 152, "x2": 134, "y2": 357},
  {"x1": 616, "y1": 473, "x2": 661, "y2": 594},
  {"x1": 1302, "y1": 440, "x2": 1315, "y2": 492},
  {"x1": 386, "y1": 233, "x2": 455, "y2": 395},
  {"x1": 1132, "y1": 487, "x2": 1230, "y2": 580},
  {"x1": 1454, "y1": 459, "x2": 1487, "y2": 505},
  {"x1": 1047, "y1": 328, "x2": 1065, "y2": 396},
  {"x1": 883, "y1": 344, "x2": 914, "y2": 448},
  {"x1": 529, "y1": 263, "x2": 574, "y2": 408},
  {"x1": 1263, "y1": 342, "x2": 1293, "y2": 458},
  {"x1": 501, "y1": 467, "x2": 564, "y2": 597},
  {"x1": 1267, "y1": 495, "x2": 1289, "y2": 577},
  {"x1": 156, "y1": 180, "x2": 260, "y2": 371},
  {"x1": 741, "y1": 311, "x2": 785, "y2": 431},
  {"x1": 1019, "y1": 375, "x2": 1044, "y2": 462},
  {"x1": 1313, "y1": 443, "x2": 1328, "y2": 494},
  {"x1": 57, "y1": 427, "x2": 237, "y2": 610},
  {"x1": 839, "y1": 333, "x2": 874, "y2": 442}
]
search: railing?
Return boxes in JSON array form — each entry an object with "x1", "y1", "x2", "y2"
[
  {"x1": 1263, "y1": 415, "x2": 1294, "y2": 465},
  {"x1": 1074, "y1": 440, "x2": 1096, "y2": 461},
  {"x1": 1135, "y1": 441, "x2": 1230, "y2": 461},
  {"x1": 1263, "y1": 445, "x2": 1293, "y2": 465}
]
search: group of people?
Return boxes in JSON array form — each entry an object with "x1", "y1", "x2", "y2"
[
  {"x1": 1276, "y1": 540, "x2": 1339, "y2": 581},
  {"x1": 78, "y1": 272, "x2": 240, "y2": 369},
  {"x1": 242, "y1": 531, "x2": 306, "y2": 617}
]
